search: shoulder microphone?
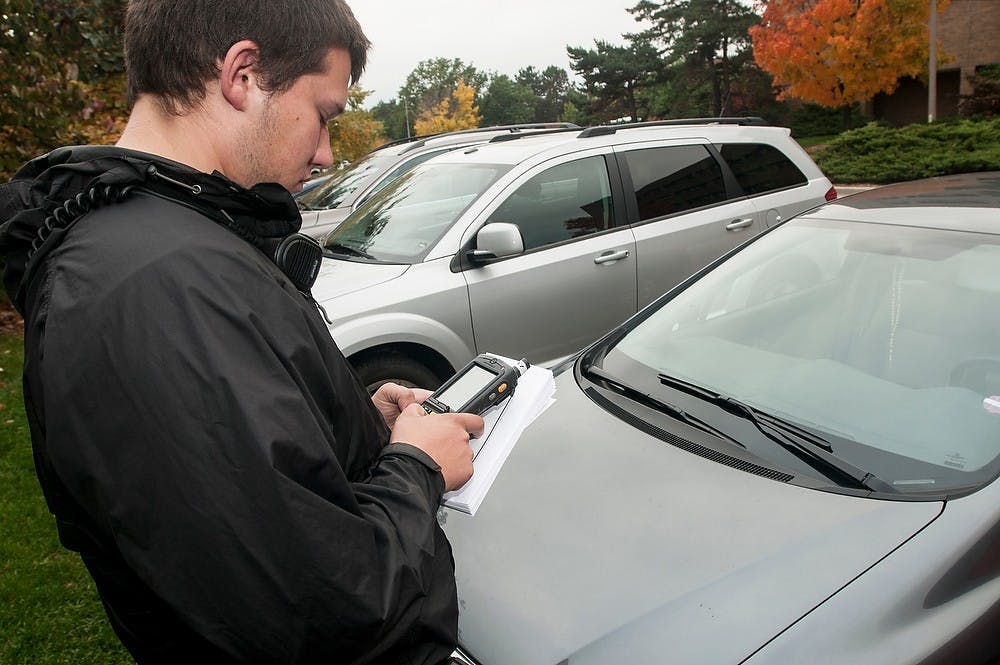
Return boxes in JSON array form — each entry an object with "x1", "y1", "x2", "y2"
[{"x1": 256, "y1": 233, "x2": 323, "y2": 292}]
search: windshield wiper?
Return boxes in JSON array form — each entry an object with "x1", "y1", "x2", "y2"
[
  {"x1": 583, "y1": 365, "x2": 745, "y2": 448},
  {"x1": 657, "y1": 373, "x2": 896, "y2": 493},
  {"x1": 658, "y1": 373, "x2": 832, "y2": 449},
  {"x1": 323, "y1": 243, "x2": 376, "y2": 260}
]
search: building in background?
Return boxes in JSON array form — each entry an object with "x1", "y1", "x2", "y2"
[{"x1": 873, "y1": 0, "x2": 1000, "y2": 125}]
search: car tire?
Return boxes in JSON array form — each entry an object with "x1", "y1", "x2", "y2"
[{"x1": 353, "y1": 353, "x2": 443, "y2": 394}]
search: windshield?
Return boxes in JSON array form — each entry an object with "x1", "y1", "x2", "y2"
[
  {"x1": 322, "y1": 162, "x2": 510, "y2": 264},
  {"x1": 596, "y1": 217, "x2": 1000, "y2": 496},
  {"x1": 295, "y1": 151, "x2": 398, "y2": 210}
]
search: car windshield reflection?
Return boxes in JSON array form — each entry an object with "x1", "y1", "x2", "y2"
[
  {"x1": 322, "y1": 162, "x2": 511, "y2": 264},
  {"x1": 597, "y1": 217, "x2": 1000, "y2": 496},
  {"x1": 296, "y1": 153, "x2": 396, "y2": 210}
]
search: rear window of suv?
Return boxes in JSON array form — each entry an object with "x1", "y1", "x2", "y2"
[{"x1": 718, "y1": 143, "x2": 807, "y2": 196}]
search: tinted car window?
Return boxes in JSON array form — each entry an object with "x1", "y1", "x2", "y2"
[
  {"x1": 487, "y1": 156, "x2": 613, "y2": 251},
  {"x1": 623, "y1": 145, "x2": 727, "y2": 222},
  {"x1": 719, "y1": 143, "x2": 807, "y2": 195}
]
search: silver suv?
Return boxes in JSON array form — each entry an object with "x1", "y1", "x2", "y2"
[
  {"x1": 312, "y1": 118, "x2": 837, "y2": 390},
  {"x1": 295, "y1": 123, "x2": 579, "y2": 241}
]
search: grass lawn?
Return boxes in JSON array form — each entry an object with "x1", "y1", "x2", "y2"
[{"x1": 0, "y1": 331, "x2": 131, "y2": 664}]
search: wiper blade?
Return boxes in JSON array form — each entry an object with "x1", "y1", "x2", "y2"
[
  {"x1": 583, "y1": 365, "x2": 745, "y2": 448},
  {"x1": 729, "y1": 401, "x2": 897, "y2": 493},
  {"x1": 323, "y1": 243, "x2": 375, "y2": 260},
  {"x1": 657, "y1": 373, "x2": 895, "y2": 493},
  {"x1": 658, "y1": 373, "x2": 832, "y2": 450}
]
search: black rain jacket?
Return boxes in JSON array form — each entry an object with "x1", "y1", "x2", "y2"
[{"x1": 0, "y1": 146, "x2": 458, "y2": 664}]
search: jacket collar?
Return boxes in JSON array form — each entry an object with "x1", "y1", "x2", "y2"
[{"x1": 0, "y1": 145, "x2": 302, "y2": 314}]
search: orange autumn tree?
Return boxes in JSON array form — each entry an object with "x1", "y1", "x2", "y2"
[{"x1": 750, "y1": 0, "x2": 950, "y2": 121}]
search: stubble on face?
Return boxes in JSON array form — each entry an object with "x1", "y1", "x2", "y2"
[
  {"x1": 231, "y1": 48, "x2": 349, "y2": 192},
  {"x1": 237, "y1": 94, "x2": 280, "y2": 190}
]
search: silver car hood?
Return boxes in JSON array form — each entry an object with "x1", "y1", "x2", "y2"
[
  {"x1": 442, "y1": 372, "x2": 943, "y2": 665},
  {"x1": 311, "y1": 259, "x2": 408, "y2": 302}
]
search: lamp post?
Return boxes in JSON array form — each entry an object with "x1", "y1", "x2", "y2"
[{"x1": 928, "y1": 0, "x2": 937, "y2": 123}]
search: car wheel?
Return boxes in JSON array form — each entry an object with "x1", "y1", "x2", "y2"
[{"x1": 353, "y1": 353, "x2": 443, "y2": 394}]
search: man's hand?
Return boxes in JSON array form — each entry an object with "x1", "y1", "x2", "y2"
[
  {"x1": 372, "y1": 382, "x2": 433, "y2": 429},
  {"x1": 390, "y1": 404, "x2": 484, "y2": 491}
]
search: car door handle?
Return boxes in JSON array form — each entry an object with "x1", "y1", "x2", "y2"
[
  {"x1": 725, "y1": 218, "x2": 755, "y2": 231},
  {"x1": 594, "y1": 249, "x2": 630, "y2": 264}
]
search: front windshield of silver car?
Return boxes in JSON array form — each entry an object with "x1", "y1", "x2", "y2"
[
  {"x1": 322, "y1": 162, "x2": 511, "y2": 263},
  {"x1": 601, "y1": 217, "x2": 1000, "y2": 496},
  {"x1": 296, "y1": 152, "x2": 396, "y2": 210}
]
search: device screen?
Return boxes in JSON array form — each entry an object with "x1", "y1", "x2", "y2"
[{"x1": 434, "y1": 365, "x2": 497, "y2": 411}]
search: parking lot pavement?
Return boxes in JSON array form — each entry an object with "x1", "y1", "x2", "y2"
[{"x1": 836, "y1": 184, "x2": 878, "y2": 197}]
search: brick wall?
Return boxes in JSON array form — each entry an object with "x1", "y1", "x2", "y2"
[
  {"x1": 938, "y1": 0, "x2": 1000, "y2": 95},
  {"x1": 874, "y1": 0, "x2": 1000, "y2": 124}
]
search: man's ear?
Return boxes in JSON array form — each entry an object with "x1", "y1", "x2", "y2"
[{"x1": 219, "y1": 39, "x2": 262, "y2": 111}]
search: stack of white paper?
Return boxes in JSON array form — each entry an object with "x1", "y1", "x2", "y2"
[{"x1": 442, "y1": 356, "x2": 556, "y2": 515}]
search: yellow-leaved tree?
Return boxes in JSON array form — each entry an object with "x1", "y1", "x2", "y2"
[
  {"x1": 329, "y1": 86, "x2": 386, "y2": 163},
  {"x1": 413, "y1": 80, "x2": 482, "y2": 136}
]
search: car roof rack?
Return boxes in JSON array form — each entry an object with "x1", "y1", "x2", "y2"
[
  {"x1": 398, "y1": 122, "x2": 581, "y2": 154},
  {"x1": 449, "y1": 122, "x2": 581, "y2": 135},
  {"x1": 370, "y1": 134, "x2": 428, "y2": 153},
  {"x1": 384, "y1": 123, "x2": 581, "y2": 155},
  {"x1": 487, "y1": 126, "x2": 586, "y2": 143},
  {"x1": 576, "y1": 117, "x2": 770, "y2": 138}
]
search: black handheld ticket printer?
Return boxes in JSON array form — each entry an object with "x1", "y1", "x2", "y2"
[{"x1": 423, "y1": 354, "x2": 528, "y2": 415}]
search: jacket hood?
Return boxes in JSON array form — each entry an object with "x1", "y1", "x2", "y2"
[{"x1": 0, "y1": 145, "x2": 302, "y2": 314}]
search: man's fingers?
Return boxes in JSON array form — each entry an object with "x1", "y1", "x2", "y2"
[
  {"x1": 383, "y1": 385, "x2": 432, "y2": 411},
  {"x1": 389, "y1": 405, "x2": 484, "y2": 490},
  {"x1": 452, "y1": 412, "x2": 485, "y2": 438},
  {"x1": 398, "y1": 405, "x2": 483, "y2": 436},
  {"x1": 402, "y1": 402, "x2": 428, "y2": 416}
]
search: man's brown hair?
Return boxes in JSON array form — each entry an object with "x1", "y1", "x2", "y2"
[{"x1": 123, "y1": 0, "x2": 371, "y2": 113}]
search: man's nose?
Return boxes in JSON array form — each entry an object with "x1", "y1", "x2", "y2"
[{"x1": 313, "y1": 126, "x2": 334, "y2": 169}]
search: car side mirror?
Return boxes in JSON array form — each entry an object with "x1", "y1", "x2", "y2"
[{"x1": 467, "y1": 222, "x2": 524, "y2": 263}]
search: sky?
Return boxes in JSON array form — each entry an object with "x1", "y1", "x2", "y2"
[{"x1": 348, "y1": 0, "x2": 647, "y2": 107}]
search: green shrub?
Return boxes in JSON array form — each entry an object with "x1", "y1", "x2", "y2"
[
  {"x1": 960, "y1": 64, "x2": 1000, "y2": 117},
  {"x1": 789, "y1": 102, "x2": 870, "y2": 138},
  {"x1": 813, "y1": 118, "x2": 1000, "y2": 183}
]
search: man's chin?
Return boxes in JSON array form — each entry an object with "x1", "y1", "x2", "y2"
[{"x1": 292, "y1": 176, "x2": 315, "y2": 193}]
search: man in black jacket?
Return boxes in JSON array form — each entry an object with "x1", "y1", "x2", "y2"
[{"x1": 0, "y1": 1, "x2": 483, "y2": 663}]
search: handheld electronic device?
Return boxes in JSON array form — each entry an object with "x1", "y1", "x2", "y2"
[{"x1": 423, "y1": 354, "x2": 528, "y2": 415}]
